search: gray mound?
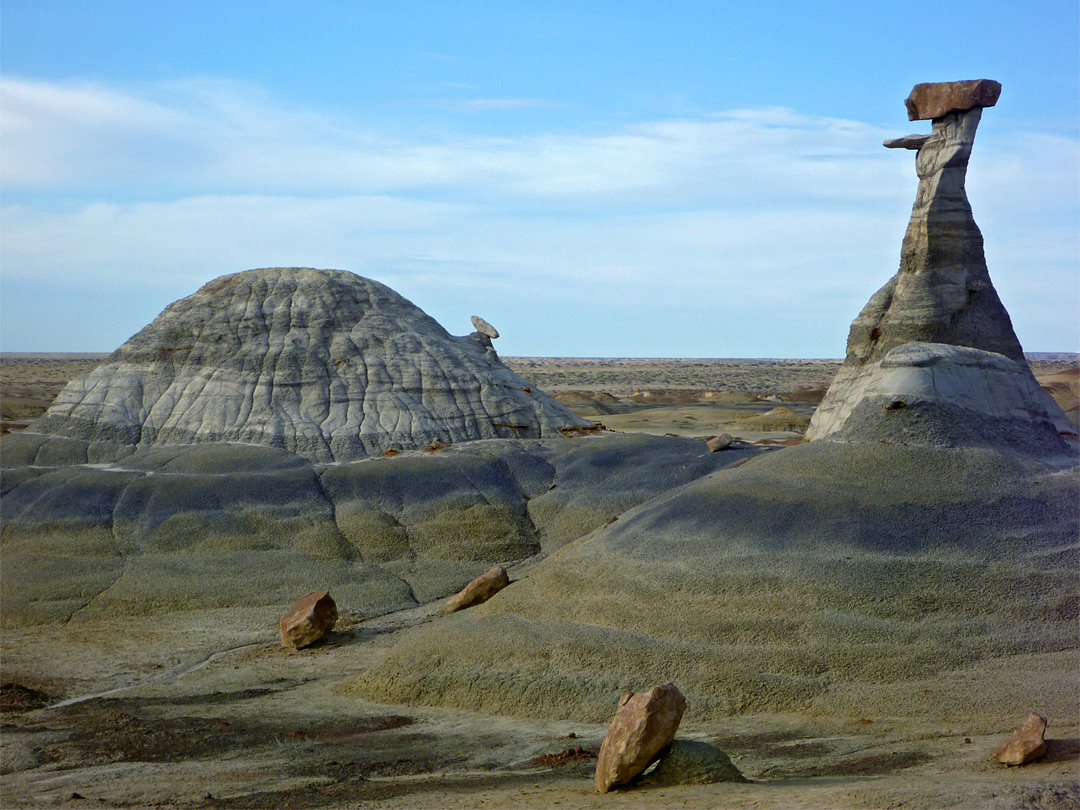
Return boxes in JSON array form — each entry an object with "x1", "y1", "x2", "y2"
[
  {"x1": 1, "y1": 433, "x2": 749, "y2": 625},
  {"x1": 814, "y1": 343, "x2": 1070, "y2": 454},
  {"x1": 27, "y1": 268, "x2": 590, "y2": 463},
  {"x1": 350, "y1": 441, "x2": 1079, "y2": 725}
]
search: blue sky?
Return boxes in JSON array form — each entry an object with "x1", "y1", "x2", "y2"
[{"x1": 2, "y1": 1, "x2": 1077, "y2": 356}]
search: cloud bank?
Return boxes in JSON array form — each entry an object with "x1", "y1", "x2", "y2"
[{"x1": 2, "y1": 77, "x2": 1076, "y2": 356}]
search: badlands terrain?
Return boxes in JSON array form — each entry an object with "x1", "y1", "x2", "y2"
[
  {"x1": 2, "y1": 81, "x2": 1079, "y2": 810},
  {"x1": 1, "y1": 351, "x2": 1077, "y2": 810}
]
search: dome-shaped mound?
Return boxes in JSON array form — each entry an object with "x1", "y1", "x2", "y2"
[{"x1": 32, "y1": 268, "x2": 590, "y2": 462}]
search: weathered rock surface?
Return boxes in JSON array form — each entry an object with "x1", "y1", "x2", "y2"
[
  {"x1": 27, "y1": 268, "x2": 589, "y2": 463},
  {"x1": 905, "y1": 79, "x2": 1001, "y2": 121},
  {"x1": 594, "y1": 683, "x2": 686, "y2": 793},
  {"x1": 280, "y1": 591, "x2": 338, "y2": 649},
  {"x1": 443, "y1": 565, "x2": 509, "y2": 614},
  {"x1": 639, "y1": 740, "x2": 747, "y2": 786},
  {"x1": 470, "y1": 315, "x2": 499, "y2": 339},
  {"x1": 807, "y1": 81, "x2": 1072, "y2": 450},
  {"x1": 352, "y1": 440, "x2": 1079, "y2": 723},
  {"x1": 808, "y1": 343, "x2": 1070, "y2": 453},
  {"x1": 994, "y1": 713, "x2": 1048, "y2": 765},
  {"x1": 1, "y1": 432, "x2": 744, "y2": 625}
]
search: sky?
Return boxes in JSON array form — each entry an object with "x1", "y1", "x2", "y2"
[{"x1": 1, "y1": 1, "x2": 1077, "y2": 357}]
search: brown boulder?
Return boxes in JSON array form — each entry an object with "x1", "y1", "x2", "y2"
[
  {"x1": 706, "y1": 434, "x2": 732, "y2": 452},
  {"x1": 594, "y1": 683, "x2": 686, "y2": 793},
  {"x1": 905, "y1": 79, "x2": 1001, "y2": 121},
  {"x1": 443, "y1": 565, "x2": 510, "y2": 615},
  {"x1": 994, "y1": 713, "x2": 1048, "y2": 766},
  {"x1": 279, "y1": 591, "x2": 338, "y2": 649}
]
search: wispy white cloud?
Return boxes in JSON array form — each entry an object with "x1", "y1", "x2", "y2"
[{"x1": 1, "y1": 76, "x2": 1076, "y2": 355}]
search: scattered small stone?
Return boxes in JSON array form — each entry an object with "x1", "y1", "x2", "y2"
[
  {"x1": 706, "y1": 433, "x2": 732, "y2": 452},
  {"x1": 595, "y1": 683, "x2": 686, "y2": 793},
  {"x1": 279, "y1": 591, "x2": 338, "y2": 649},
  {"x1": 994, "y1": 713, "x2": 1048, "y2": 766},
  {"x1": 885, "y1": 400, "x2": 908, "y2": 410},
  {"x1": 443, "y1": 565, "x2": 510, "y2": 615}
]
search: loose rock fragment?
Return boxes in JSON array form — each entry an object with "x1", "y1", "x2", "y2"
[
  {"x1": 443, "y1": 565, "x2": 510, "y2": 615},
  {"x1": 595, "y1": 683, "x2": 686, "y2": 793},
  {"x1": 994, "y1": 713, "x2": 1048, "y2": 765},
  {"x1": 706, "y1": 434, "x2": 733, "y2": 452},
  {"x1": 280, "y1": 591, "x2": 338, "y2": 649}
]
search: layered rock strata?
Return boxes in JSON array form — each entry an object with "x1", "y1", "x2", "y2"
[
  {"x1": 807, "y1": 81, "x2": 1072, "y2": 449},
  {"x1": 28, "y1": 268, "x2": 590, "y2": 463}
]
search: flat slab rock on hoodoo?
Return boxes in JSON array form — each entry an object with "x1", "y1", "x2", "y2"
[{"x1": 26, "y1": 268, "x2": 589, "y2": 463}]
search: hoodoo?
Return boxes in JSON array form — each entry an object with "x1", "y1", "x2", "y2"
[
  {"x1": 807, "y1": 80, "x2": 1073, "y2": 452},
  {"x1": 28, "y1": 268, "x2": 590, "y2": 462}
]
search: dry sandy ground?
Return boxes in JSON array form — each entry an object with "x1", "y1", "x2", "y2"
[
  {"x1": 3, "y1": 602, "x2": 1078, "y2": 810},
  {"x1": 2, "y1": 353, "x2": 1078, "y2": 809}
]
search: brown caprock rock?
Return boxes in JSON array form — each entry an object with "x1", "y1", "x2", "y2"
[
  {"x1": 443, "y1": 565, "x2": 510, "y2": 615},
  {"x1": 806, "y1": 80, "x2": 1073, "y2": 452},
  {"x1": 280, "y1": 591, "x2": 338, "y2": 649},
  {"x1": 905, "y1": 79, "x2": 1002, "y2": 121},
  {"x1": 595, "y1": 683, "x2": 686, "y2": 793},
  {"x1": 994, "y1": 713, "x2": 1048, "y2": 765}
]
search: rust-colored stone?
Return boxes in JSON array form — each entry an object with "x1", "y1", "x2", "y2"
[
  {"x1": 279, "y1": 591, "x2": 338, "y2": 649},
  {"x1": 443, "y1": 565, "x2": 510, "y2": 615},
  {"x1": 904, "y1": 79, "x2": 1001, "y2": 121},
  {"x1": 594, "y1": 683, "x2": 686, "y2": 793},
  {"x1": 994, "y1": 713, "x2": 1048, "y2": 766}
]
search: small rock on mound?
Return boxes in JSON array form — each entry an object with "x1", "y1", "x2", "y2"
[{"x1": 30, "y1": 268, "x2": 589, "y2": 462}]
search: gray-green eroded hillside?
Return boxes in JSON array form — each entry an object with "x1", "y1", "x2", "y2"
[{"x1": 0, "y1": 431, "x2": 750, "y2": 625}]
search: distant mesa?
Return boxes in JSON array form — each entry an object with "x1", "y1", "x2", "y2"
[
  {"x1": 29, "y1": 268, "x2": 590, "y2": 462},
  {"x1": 808, "y1": 80, "x2": 1073, "y2": 453}
]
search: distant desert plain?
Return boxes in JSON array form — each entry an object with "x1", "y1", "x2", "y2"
[{"x1": 1, "y1": 352, "x2": 1078, "y2": 810}]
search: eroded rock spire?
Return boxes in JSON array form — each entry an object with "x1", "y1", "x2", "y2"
[{"x1": 807, "y1": 81, "x2": 1073, "y2": 452}]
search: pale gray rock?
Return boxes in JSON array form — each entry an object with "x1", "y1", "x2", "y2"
[
  {"x1": 883, "y1": 134, "x2": 931, "y2": 150},
  {"x1": 470, "y1": 315, "x2": 499, "y2": 339},
  {"x1": 28, "y1": 268, "x2": 589, "y2": 463},
  {"x1": 809, "y1": 344, "x2": 1071, "y2": 453},
  {"x1": 808, "y1": 81, "x2": 1074, "y2": 450},
  {"x1": 640, "y1": 740, "x2": 747, "y2": 786}
]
